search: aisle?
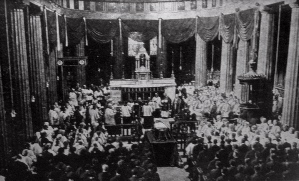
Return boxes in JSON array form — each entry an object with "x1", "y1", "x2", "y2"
[{"x1": 157, "y1": 167, "x2": 189, "y2": 181}]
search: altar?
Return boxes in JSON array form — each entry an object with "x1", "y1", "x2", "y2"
[{"x1": 110, "y1": 47, "x2": 176, "y2": 102}]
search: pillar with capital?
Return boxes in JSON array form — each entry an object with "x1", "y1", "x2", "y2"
[{"x1": 281, "y1": 2, "x2": 299, "y2": 130}]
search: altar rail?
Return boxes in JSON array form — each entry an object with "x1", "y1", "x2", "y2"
[
  {"x1": 105, "y1": 124, "x2": 137, "y2": 137},
  {"x1": 122, "y1": 87, "x2": 165, "y2": 101}
]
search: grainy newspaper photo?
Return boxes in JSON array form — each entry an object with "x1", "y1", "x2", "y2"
[{"x1": 0, "y1": 0, "x2": 298, "y2": 180}]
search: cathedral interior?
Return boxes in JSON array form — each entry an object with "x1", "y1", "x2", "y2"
[{"x1": 0, "y1": 0, "x2": 299, "y2": 180}]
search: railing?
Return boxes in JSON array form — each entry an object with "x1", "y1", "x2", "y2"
[
  {"x1": 104, "y1": 123, "x2": 138, "y2": 137},
  {"x1": 170, "y1": 120, "x2": 198, "y2": 156}
]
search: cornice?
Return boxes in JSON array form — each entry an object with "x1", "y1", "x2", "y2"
[{"x1": 30, "y1": 0, "x2": 287, "y2": 19}]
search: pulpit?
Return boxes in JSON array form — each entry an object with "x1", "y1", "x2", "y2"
[{"x1": 238, "y1": 56, "x2": 266, "y2": 123}]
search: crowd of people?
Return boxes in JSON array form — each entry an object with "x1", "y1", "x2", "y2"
[
  {"x1": 1, "y1": 83, "x2": 298, "y2": 181},
  {"x1": 2, "y1": 84, "x2": 163, "y2": 181},
  {"x1": 181, "y1": 87, "x2": 299, "y2": 181}
]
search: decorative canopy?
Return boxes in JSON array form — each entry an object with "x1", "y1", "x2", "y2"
[
  {"x1": 86, "y1": 19, "x2": 118, "y2": 44},
  {"x1": 122, "y1": 20, "x2": 158, "y2": 42},
  {"x1": 162, "y1": 18, "x2": 196, "y2": 43},
  {"x1": 46, "y1": 8, "x2": 257, "y2": 46}
]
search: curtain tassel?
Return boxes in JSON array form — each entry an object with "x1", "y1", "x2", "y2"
[
  {"x1": 56, "y1": 12, "x2": 61, "y2": 51},
  {"x1": 65, "y1": 15, "x2": 68, "y2": 47},
  {"x1": 83, "y1": 17, "x2": 88, "y2": 46},
  {"x1": 158, "y1": 18, "x2": 162, "y2": 48}
]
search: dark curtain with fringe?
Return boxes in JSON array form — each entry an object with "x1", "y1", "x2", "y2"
[
  {"x1": 58, "y1": 15, "x2": 65, "y2": 44},
  {"x1": 122, "y1": 20, "x2": 158, "y2": 42},
  {"x1": 236, "y1": 9, "x2": 255, "y2": 41},
  {"x1": 66, "y1": 18, "x2": 85, "y2": 46},
  {"x1": 219, "y1": 13, "x2": 235, "y2": 43},
  {"x1": 47, "y1": 10, "x2": 57, "y2": 49},
  {"x1": 162, "y1": 19, "x2": 196, "y2": 43},
  {"x1": 197, "y1": 16, "x2": 219, "y2": 42},
  {"x1": 86, "y1": 19, "x2": 118, "y2": 44}
]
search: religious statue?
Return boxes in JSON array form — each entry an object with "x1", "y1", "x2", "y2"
[{"x1": 140, "y1": 54, "x2": 146, "y2": 67}]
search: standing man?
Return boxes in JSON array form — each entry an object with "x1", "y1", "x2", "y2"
[
  {"x1": 105, "y1": 103, "x2": 116, "y2": 125},
  {"x1": 161, "y1": 93, "x2": 172, "y2": 118},
  {"x1": 172, "y1": 94, "x2": 182, "y2": 116},
  {"x1": 49, "y1": 105, "x2": 59, "y2": 127},
  {"x1": 152, "y1": 93, "x2": 161, "y2": 118},
  {"x1": 152, "y1": 93, "x2": 161, "y2": 110},
  {"x1": 121, "y1": 102, "x2": 132, "y2": 124},
  {"x1": 133, "y1": 97, "x2": 143, "y2": 118},
  {"x1": 142, "y1": 101, "x2": 154, "y2": 129}
]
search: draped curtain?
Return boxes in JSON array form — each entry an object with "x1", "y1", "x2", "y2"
[
  {"x1": 86, "y1": 19, "x2": 118, "y2": 44},
  {"x1": 61, "y1": 8, "x2": 255, "y2": 46},
  {"x1": 162, "y1": 18, "x2": 196, "y2": 43},
  {"x1": 235, "y1": 8, "x2": 255, "y2": 41},
  {"x1": 122, "y1": 20, "x2": 158, "y2": 42},
  {"x1": 47, "y1": 10, "x2": 57, "y2": 49},
  {"x1": 66, "y1": 18, "x2": 85, "y2": 46},
  {"x1": 197, "y1": 16, "x2": 219, "y2": 42},
  {"x1": 219, "y1": 13, "x2": 235, "y2": 43},
  {"x1": 58, "y1": 15, "x2": 66, "y2": 44}
]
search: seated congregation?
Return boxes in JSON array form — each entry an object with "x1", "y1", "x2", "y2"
[{"x1": 2, "y1": 84, "x2": 299, "y2": 181}]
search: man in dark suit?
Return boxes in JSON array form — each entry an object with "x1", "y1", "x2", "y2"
[
  {"x1": 209, "y1": 161, "x2": 222, "y2": 180},
  {"x1": 110, "y1": 168, "x2": 126, "y2": 181},
  {"x1": 238, "y1": 138, "x2": 249, "y2": 160},
  {"x1": 234, "y1": 165, "x2": 246, "y2": 181},
  {"x1": 98, "y1": 164, "x2": 111, "y2": 181},
  {"x1": 250, "y1": 165, "x2": 265, "y2": 181},
  {"x1": 129, "y1": 168, "x2": 142, "y2": 181}
]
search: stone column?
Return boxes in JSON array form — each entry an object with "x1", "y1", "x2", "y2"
[
  {"x1": 113, "y1": 36, "x2": 123, "y2": 79},
  {"x1": 195, "y1": 34, "x2": 207, "y2": 88},
  {"x1": 257, "y1": 7, "x2": 274, "y2": 117},
  {"x1": 281, "y1": 3, "x2": 299, "y2": 130},
  {"x1": 157, "y1": 37, "x2": 167, "y2": 78},
  {"x1": 10, "y1": 5, "x2": 33, "y2": 139},
  {"x1": 0, "y1": 0, "x2": 9, "y2": 167},
  {"x1": 156, "y1": 18, "x2": 167, "y2": 78},
  {"x1": 220, "y1": 42, "x2": 234, "y2": 93},
  {"x1": 28, "y1": 13, "x2": 48, "y2": 129},
  {"x1": 234, "y1": 40, "x2": 249, "y2": 100},
  {"x1": 257, "y1": 7, "x2": 274, "y2": 80}
]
